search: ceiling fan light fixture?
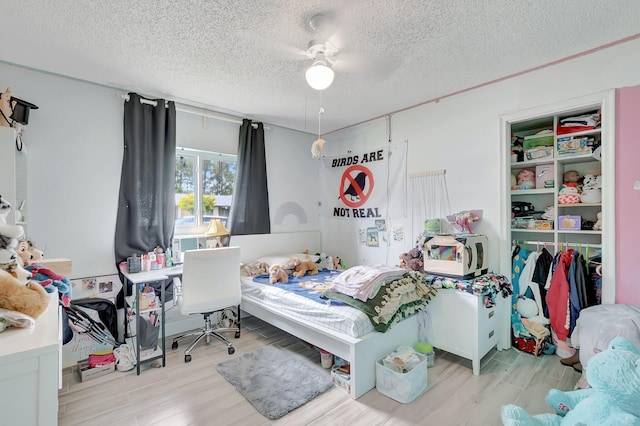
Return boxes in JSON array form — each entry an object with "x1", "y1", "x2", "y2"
[{"x1": 305, "y1": 61, "x2": 335, "y2": 91}]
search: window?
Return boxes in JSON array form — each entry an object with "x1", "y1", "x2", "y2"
[{"x1": 174, "y1": 147, "x2": 236, "y2": 230}]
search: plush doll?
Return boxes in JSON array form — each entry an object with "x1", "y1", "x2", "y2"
[
  {"x1": 268, "y1": 264, "x2": 289, "y2": 284},
  {"x1": 558, "y1": 184, "x2": 581, "y2": 204},
  {"x1": 501, "y1": 336, "x2": 640, "y2": 426},
  {"x1": 399, "y1": 248, "x2": 423, "y2": 271},
  {"x1": 293, "y1": 259, "x2": 319, "y2": 278},
  {"x1": 328, "y1": 256, "x2": 344, "y2": 270},
  {"x1": 243, "y1": 261, "x2": 268, "y2": 277},
  {"x1": 562, "y1": 170, "x2": 582, "y2": 186},
  {"x1": 16, "y1": 239, "x2": 44, "y2": 267},
  {"x1": 580, "y1": 174, "x2": 602, "y2": 203},
  {"x1": 593, "y1": 211, "x2": 603, "y2": 231},
  {"x1": 0, "y1": 269, "x2": 50, "y2": 319},
  {"x1": 517, "y1": 169, "x2": 536, "y2": 190}
]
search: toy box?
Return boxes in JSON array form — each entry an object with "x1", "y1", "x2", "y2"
[
  {"x1": 77, "y1": 359, "x2": 115, "y2": 382},
  {"x1": 558, "y1": 215, "x2": 581, "y2": 231},
  {"x1": 423, "y1": 234, "x2": 488, "y2": 278},
  {"x1": 535, "y1": 164, "x2": 555, "y2": 189},
  {"x1": 376, "y1": 353, "x2": 428, "y2": 403}
]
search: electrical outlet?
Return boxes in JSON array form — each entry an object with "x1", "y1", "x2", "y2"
[{"x1": 634, "y1": 180, "x2": 640, "y2": 190}]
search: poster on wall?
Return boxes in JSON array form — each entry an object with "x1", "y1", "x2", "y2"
[{"x1": 320, "y1": 144, "x2": 407, "y2": 220}]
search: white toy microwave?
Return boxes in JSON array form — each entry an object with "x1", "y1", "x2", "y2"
[{"x1": 423, "y1": 234, "x2": 488, "y2": 278}]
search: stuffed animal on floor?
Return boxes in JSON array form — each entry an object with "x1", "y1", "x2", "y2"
[
  {"x1": 0, "y1": 269, "x2": 50, "y2": 319},
  {"x1": 293, "y1": 258, "x2": 318, "y2": 278},
  {"x1": 501, "y1": 336, "x2": 640, "y2": 425}
]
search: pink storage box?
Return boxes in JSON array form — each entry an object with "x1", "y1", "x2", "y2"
[{"x1": 535, "y1": 164, "x2": 555, "y2": 189}]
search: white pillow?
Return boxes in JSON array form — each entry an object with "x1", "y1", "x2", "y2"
[{"x1": 256, "y1": 253, "x2": 320, "y2": 267}]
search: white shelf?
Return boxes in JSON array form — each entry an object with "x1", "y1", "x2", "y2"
[
  {"x1": 511, "y1": 228, "x2": 554, "y2": 234},
  {"x1": 511, "y1": 188, "x2": 556, "y2": 195}
]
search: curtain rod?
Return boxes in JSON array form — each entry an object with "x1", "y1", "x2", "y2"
[
  {"x1": 121, "y1": 94, "x2": 266, "y2": 129},
  {"x1": 409, "y1": 169, "x2": 446, "y2": 177}
]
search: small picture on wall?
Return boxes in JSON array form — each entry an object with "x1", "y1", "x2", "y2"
[
  {"x1": 375, "y1": 219, "x2": 386, "y2": 231},
  {"x1": 99, "y1": 280, "x2": 114, "y2": 293},
  {"x1": 358, "y1": 228, "x2": 367, "y2": 245},
  {"x1": 392, "y1": 225, "x2": 405, "y2": 242},
  {"x1": 82, "y1": 278, "x2": 97, "y2": 293},
  {"x1": 367, "y1": 227, "x2": 380, "y2": 247}
]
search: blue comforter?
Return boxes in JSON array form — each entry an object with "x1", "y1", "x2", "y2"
[{"x1": 252, "y1": 269, "x2": 346, "y2": 306}]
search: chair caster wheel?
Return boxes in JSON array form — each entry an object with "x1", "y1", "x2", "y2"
[
  {"x1": 185, "y1": 354, "x2": 192, "y2": 363},
  {"x1": 228, "y1": 347, "x2": 235, "y2": 355},
  {"x1": 235, "y1": 331, "x2": 240, "y2": 338},
  {"x1": 172, "y1": 342, "x2": 178, "y2": 350}
]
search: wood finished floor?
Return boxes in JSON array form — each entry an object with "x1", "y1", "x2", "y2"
[{"x1": 58, "y1": 316, "x2": 581, "y2": 426}]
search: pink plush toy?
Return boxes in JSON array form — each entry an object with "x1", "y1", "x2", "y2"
[{"x1": 516, "y1": 169, "x2": 535, "y2": 190}]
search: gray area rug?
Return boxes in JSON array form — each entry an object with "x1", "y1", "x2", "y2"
[{"x1": 216, "y1": 345, "x2": 333, "y2": 419}]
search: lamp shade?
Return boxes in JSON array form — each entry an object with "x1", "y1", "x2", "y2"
[
  {"x1": 205, "y1": 218, "x2": 229, "y2": 237},
  {"x1": 305, "y1": 61, "x2": 335, "y2": 90}
]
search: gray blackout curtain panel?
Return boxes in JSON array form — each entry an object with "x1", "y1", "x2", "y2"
[
  {"x1": 228, "y1": 119, "x2": 270, "y2": 235},
  {"x1": 115, "y1": 93, "x2": 176, "y2": 267}
]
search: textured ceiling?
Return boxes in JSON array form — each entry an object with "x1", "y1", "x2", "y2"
[{"x1": 3, "y1": 1, "x2": 640, "y2": 134}]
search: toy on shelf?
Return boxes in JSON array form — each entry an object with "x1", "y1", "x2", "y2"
[
  {"x1": 516, "y1": 169, "x2": 535, "y2": 190},
  {"x1": 580, "y1": 174, "x2": 602, "y2": 203}
]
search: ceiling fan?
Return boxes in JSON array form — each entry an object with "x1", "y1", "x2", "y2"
[{"x1": 304, "y1": 14, "x2": 340, "y2": 91}]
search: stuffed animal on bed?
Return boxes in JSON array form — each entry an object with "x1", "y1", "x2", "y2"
[
  {"x1": 268, "y1": 264, "x2": 289, "y2": 284},
  {"x1": 293, "y1": 258, "x2": 318, "y2": 278},
  {"x1": 501, "y1": 336, "x2": 640, "y2": 425}
]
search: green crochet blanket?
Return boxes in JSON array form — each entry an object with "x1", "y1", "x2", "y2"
[{"x1": 322, "y1": 271, "x2": 437, "y2": 332}]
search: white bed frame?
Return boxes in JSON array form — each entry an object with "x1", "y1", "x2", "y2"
[{"x1": 230, "y1": 231, "x2": 420, "y2": 399}]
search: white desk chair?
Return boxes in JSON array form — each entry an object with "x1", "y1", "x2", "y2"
[{"x1": 171, "y1": 247, "x2": 241, "y2": 362}]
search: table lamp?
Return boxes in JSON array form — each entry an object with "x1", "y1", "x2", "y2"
[{"x1": 205, "y1": 219, "x2": 230, "y2": 248}]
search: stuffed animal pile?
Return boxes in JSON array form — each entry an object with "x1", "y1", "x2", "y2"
[
  {"x1": 0, "y1": 196, "x2": 50, "y2": 321},
  {"x1": 501, "y1": 336, "x2": 640, "y2": 425}
]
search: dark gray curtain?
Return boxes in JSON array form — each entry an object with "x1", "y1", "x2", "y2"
[
  {"x1": 228, "y1": 119, "x2": 270, "y2": 235},
  {"x1": 115, "y1": 93, "x2": 176, "y2": 265}
]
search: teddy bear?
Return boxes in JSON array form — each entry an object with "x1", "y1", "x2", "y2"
[
  {"x1": 399, "y1": 248, "x2": 423, "y2": 271},
  {"x1": 593, "y1": 211, "x2": 603, "y2": 231},
  {"x1": 0, "y1": 268, "x2": 50, "y2": 319},
  {"x1": 501, "y1": 336, "x2": 640, "y2": 425},
  {"x1": 557, "y1": 184, "x2": 581, "y2": 204},
  {"x1": 268, "y1": 264, "x2": 289, "y2": 284},
  {"x1": 293, "y1": 259, "x2": 319, "y2": 278},
  {"x1": 580, "y1": 174, "x2": 602, "y2": 203},
  {"x1": 516, "y1": 169, "x2": 536, "y2": 190}
]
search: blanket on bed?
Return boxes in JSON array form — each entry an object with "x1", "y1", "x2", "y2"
[
  {"x1": 252, "y1": 269, "x2": 346, "y2": 306},
  {"x1": 322, "y1": 271, "x2": 437, "y2": 332}
]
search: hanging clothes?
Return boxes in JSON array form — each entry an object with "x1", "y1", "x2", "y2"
[
  {"x1": 532, "y1": 247, "x2": 553, "y2": 314},
  {"x1": 511, "y1": 245, "x2": 530, "y2": 311},
  {"x1": 517, "y1": 251, "x2": 548, "y2": 324},
  {"x1": 546, "y1": 249, "x2": 574, "y2": 343}
]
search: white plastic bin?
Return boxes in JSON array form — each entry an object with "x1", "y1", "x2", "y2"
[{"x1": 376, "y1": 353, "x2": 428, "y2": 403}]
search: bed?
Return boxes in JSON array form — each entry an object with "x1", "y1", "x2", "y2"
[{"x1": 230, "y1": 231, "x2": 421, "y2": 399}]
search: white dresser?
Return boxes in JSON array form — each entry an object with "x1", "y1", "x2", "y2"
[
  {"x1": 424, "y1": 288, "x2": 510, "y2": 375},
  {"x1": 0, "y1": 292, "x2": 60, "y2": 426}
]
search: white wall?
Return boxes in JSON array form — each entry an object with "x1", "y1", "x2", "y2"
[
  {"x1": 0, "y1": 63, "x2": 319, "y2": 279},
  {"x1": 322, "y1": 38, "x2": 640, "y2": 273}
]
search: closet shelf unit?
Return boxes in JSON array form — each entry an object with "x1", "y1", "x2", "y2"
[{"x1": 500, "y1": 91, "x2": 615, "y2": 304}]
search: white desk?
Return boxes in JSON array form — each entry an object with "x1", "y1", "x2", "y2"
[
  {"x1": 121, "y1": 266, "x2": 182, "y2": 374},
  {"x1": 0, "y1": 292, "x2": 60, "y2": 426}
]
